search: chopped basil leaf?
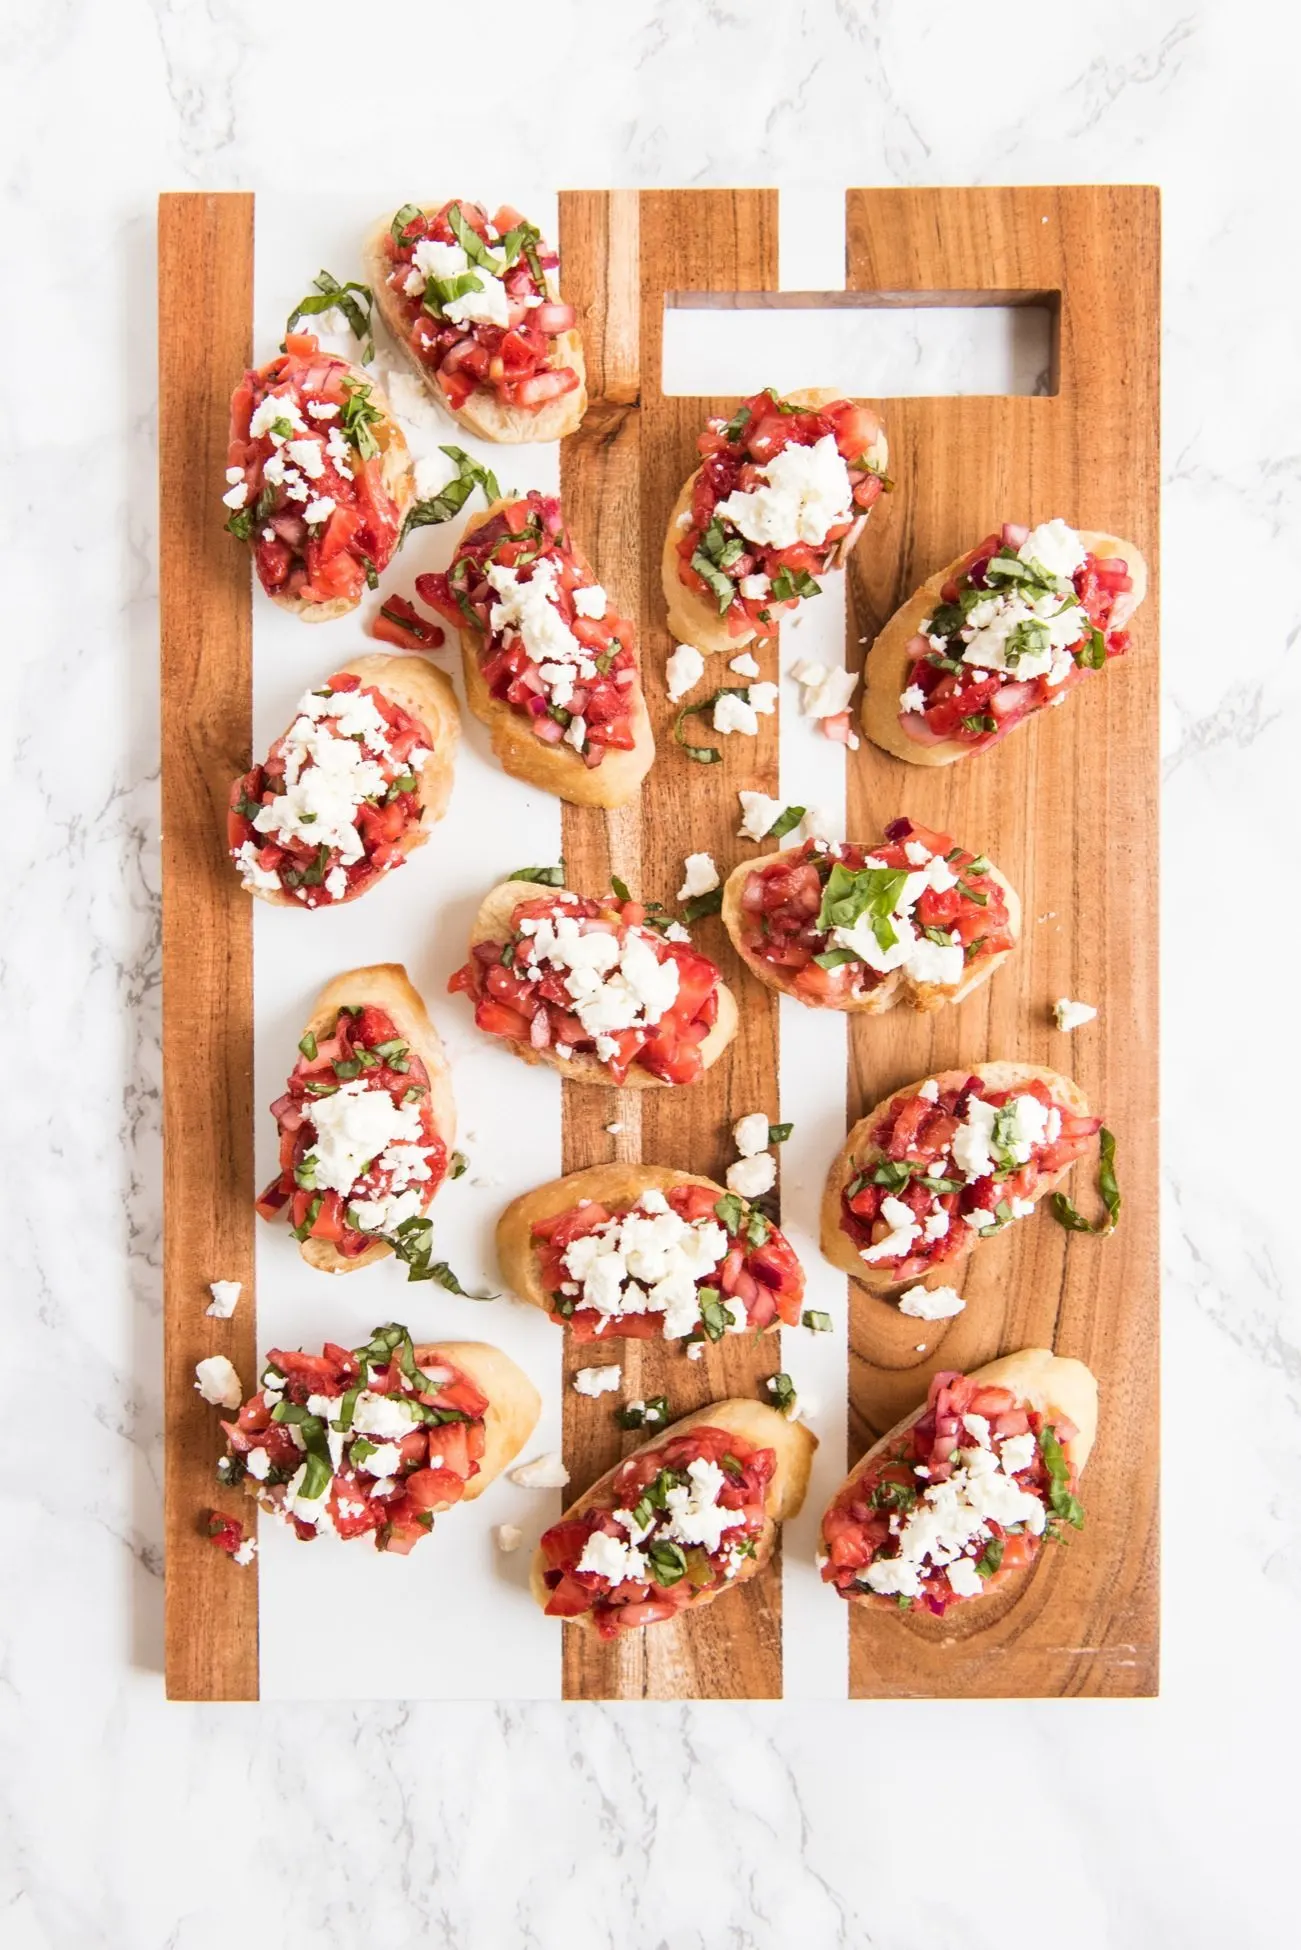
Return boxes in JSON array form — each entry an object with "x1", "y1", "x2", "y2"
[
  {"x1": 769, "y1": 564, "x2": 820, "y2": 604},
  {"x1": 961, "y1": 713, "x2": 998, "y2": 735},
  {"x1": 1077, "y1": 627, "x2": 1108, "y2": 670},
  {"x1": 360, "y1": 553, "x2": 379, "y2": 591},
  {"x1": 298, "y1": 1031, "x2": 318, "y2": 1060},
  {"x1": 815, "y1": 862, "x2": 909, "y2": 954},
  {"x1": 1038, "y1": 1424, "x2": 1086, "y2": 1530},
  {"x1": 767, "y1": 1372, "x2": 797, "y2": 1415},
  {"x1": 646, "y1": 1539, "x2": 688, "y2": 1587},
  {"x1": 744, "y1": 1207, "x2": 770, "y2": 1249},
  {"x1": 673, "y1": 686, "x2": 753, "y2": 766},
  {"x1": 388, "y1": 1217, "x2": 498, "y2": 1297},
  {"x1": 224, "y1": 508, "x2": 253, "y2": 542},
  {"x1": 681, "y1": 886, "x2": 723, "y2": 923},
  {"x1": 616, "y1": 1395, "x2": 670, "y2": 1432},
  {"x1": 449, "y1": 1151, "x2": 468, "y2": 1180},
  {"x1": 390, "y1": 202, "x2": 422, "y2": 244},
  {"x1": 768, "y1": 1123, "x2": 793, "y2": 1145},
  {"x1": 350, "y1": 1437, "x2": 378, "y2": 1465},
  {"x1": 767, "y1": 804, "x2": 806, "y2": 840},
  {"x1": 332, "y1": 1058, "x2": 361, "y2": 1080},
  {"x1": 690, "y1": 548, "x2": 736, "y2": 615},
  {"x1": 291, "y1": 1194, "x2": 323, "y2": 1241},
  {"x1": 802, "y1": 1310, "x2": 833, "y2": 1334},
  {"x1": 1050, "y1": 1127, "x2": 1121, "y2": 1236},
  {"x1": 401, "y1": 446, "x2": 501, "y2": 539},
  {"x1": 976, "y1": 1537, "x2": 1004, "y2": 1579},
  {"x1": 508, "y1": 862, "x2": 565, "y2": 886},
  {"x1": 713, "y1": 1194, "x2": 744, "y2": 1236},
  {"x1": 609, "y1": 875, "x2": 632, "y2": 903},
  {"x1": 285, "y1": 269, "x2": 375, "y2": 361},
  {"x1": 696, "y1": 1288, "x2": 729, "y2": 1342},
  {"x1": 812, "y1": 947, "x2": 859, "y2": 970},
  {"x1": 721, "y1": 402, "x2": 752, "y2": 443},
  {"x1": 960, "y1": 882, "x2": 989, "y2": 907},
  {"x1": 966, "y1": 854, "x2": 991, "y2": 875}
]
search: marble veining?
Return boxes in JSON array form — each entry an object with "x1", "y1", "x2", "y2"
[{"x1": 2, "y1": 0, "x2": 1297, "y2": 1943}]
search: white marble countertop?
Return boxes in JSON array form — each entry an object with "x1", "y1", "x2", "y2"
[{"x1": 5, "y1": 1, "x2": 1296, "y2": 1944}]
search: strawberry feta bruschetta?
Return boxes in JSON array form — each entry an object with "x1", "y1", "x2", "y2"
[
  {"x1": 721, "y1": 818, "x2": 1019, "y2": 1014},
  {"x1": 224, "y1": 333, "x2": 414, "y2": 621},
  {"x1": 821, "y1": 1063, "x2": 1102, "y2": 1296},
  {"x1": 449, "y1": 880, "x2": 738, "y2": 1088},
  {"x1": 497, "y1": 1165, "x2": 805, "y2": 1344},
  {"x1": 862, "y1": 518, "x2": 1147, "y2": 764},
  {"x1": 257, "y1": 965, "x2": 455, "y2": 1277},
  {"x1": 217, "y1": 1324, "x2": 540, "y2": 1553},
  {"x1": 663, "y1": 388, "x2": 888, "y2": 657},
  {"x1": 418, "y1": 492, "x2": 653, "y2": 806},
  {"x1": 819, "y1": 1350, "x2": 1097, "y2": 1611},
  {"x1": 365, "y1": 199, "x2": 586, "y2": 442},
  {"x1": 532, "y1": 1401, "x2": 815, "y2": 1635},
  {"x1": 229, "y1": 657, "x2": 459, "y2": 907}
]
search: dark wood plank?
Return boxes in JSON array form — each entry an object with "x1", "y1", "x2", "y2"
[
  {"x1": 842, "y1": 185, "x2": 1160, "y2": 1697},
  {"x1": 159, "y1": 192, "x2": 259, "y2": 1700}
]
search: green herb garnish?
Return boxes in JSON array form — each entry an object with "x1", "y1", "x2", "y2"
[
  {"x1": 401, "y1": 446, "x2": 501, "y2": 539},
  {"x1": 285, "y1": 269, "x2": 375, "y2": 360},
  {"x1": 508, "y1": 862, "x2": 565, "y2": 886},
  {"x1": 1051, "y1": 1127, "x2": 1121, "y2": 1235}
]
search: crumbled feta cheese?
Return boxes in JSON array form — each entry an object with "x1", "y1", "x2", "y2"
[
  {"x1": 324, "y1": 866, "x2": 348, "y2": 902},
  {"x1": 999, "y1": 1432, "x2": 1038, "y2": 1477},
  {"x1": 1021, "y1": 518, "x2": 1087, "y2": 580},
  {"x1": 558, "y1": 1191, "x2": 729, "y2": 1340},
  {"x1": 350, "y1": 1392, "x2": 419, "y2": 1440},
  {"x1": 573, "y1": 1365, "x2": 622, "y2": 1397},
  {"x1": 726, "y1": 1151, "x2": 776, "y2": 1199},
  {"x1": 572, "y1": 583, "x2": 607, "y2": 620},
  {"x1": 302, "y1": 495, "x2": 336, "y2": 527},
  {"x1": 791, "y1": 660, "x2": 858, "y2": 720},
  {"x1": 605, "y1": 1121, "x2": 623, "y2": 1135},
  {"x1": 221, "y1": 480, "x2": 248, "y2": 510},
  {"x1": 577, "y1": 1528, "x2": 648, "y2": 1582},
  {"x1": 665, "y1": 642, "x2": 705, "y2": 701},
  {"x1": 897, "y1": 1284, "x2": 965, "y2": 1320},
  {"x1": 495, "y1": 1523, "x2": 523, "y2": 1552},
  {"x1": 510, "y1": 1453, "x2": 571, "y2": 1489},
  {"x1": 860, "y1": 1195, "x2": 921, "y2": 1263},
  {"x1": 249, "y1": 393, "x2": 306, "y2": 441},
  {"x1": 738, "y1": 573, "x2": 770, "y2": 600},
  {"x1": 231, "y1": 1537, "x2": 257, "y2": 1567},
  {"x1": 244, "y1": 1447, "x2": 271, "y2": 1481},
  {"x1": 714, "y1": 434, "x2": 853, "y2": 550},
  {"x1": 194, "y1": 1355, "x2": 242, "y2": 1410},
  {"x1": 1054, "y1": 997, "x2": 1097, "y2": 1032},
  {"x1": 714, "y1": 692, "x2": 760, "y2": 736},
  {"x1": 659, "y1": 1457, "x2": 744, "y2": 1553},
  {"x1": 946, "y1": 1556, "x2": 984, "y2": 1598},
  {"x1": 687, "y1": 1341, "x2": 705, "y2": 1360},
  {"x1": 732, "y1": 1112, "x2": 771, "y2": 1159},
  {"x1": 749, "y1": 681, "x2": 778, "y2": 715},
  {"x1": 737, "y1": 790, "x2": 783, "y2": 840},
  {"x1": 304, "y1": 1080, "x2": 425, "y2": 1201},
  {"x1": 899, "y1": 683, "x2": 926, "y2": 714},
  {"x1": 729, "y1": 652, "x2": 760, "y2": 678},
  {"x1": 206, "y1": 1280, "x2": 241, "y2": 1319},
  {"x1": 518, "y1": 912, "x2": 680, "y2": 1045},
  {"x1": 678, "y1": 852, "x2": 719, "y2": 902}
]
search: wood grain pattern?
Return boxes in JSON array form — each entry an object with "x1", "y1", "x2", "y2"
[
  {"x1": 840, "y1": 186, "x2": 1160, "y2": 1697},
  {"x1": 159, "y1": 193, "x2": 259, "y2": 1700},
  {"x1": 557, "y1": 190, "x2": 784, "y2": 1698}
]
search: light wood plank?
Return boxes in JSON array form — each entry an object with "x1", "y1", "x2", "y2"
[
  {"x1": 160, "y1": 192, "x2": 259, "y2": 1701},
  {"x1": 841, "y1": 185, "x2": 1160, "y2": 1698}
]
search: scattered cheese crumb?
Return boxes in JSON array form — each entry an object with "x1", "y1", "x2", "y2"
[
  {"x1": 738, "y1": 790, "x2": 783, "y2": 840},
  {"x1": 194, "y1": 1355, "x2": 243, "y2": 1409},
  {"x1": 800, "y1": 805, "x2": 838, "y2": 844},
  {"x1": 790, "y1": 660, "x2": 857, "y2": 720},
  {"x1": 509, "y1": 1453, "x2": 571, "y2": 1489},
  {"x1": 729, "y1": 652, "x2": 761, "y2": 679},
  {"x1": 687, "y1": 1342, "x2": 705, "y2": 1361},
  {"x1": 733, "y1": 1112, "x2": 771, "y2": 1158},
  {"x1": 231, "y1": 1537, "x2": 257, "y2": 1567},
  {"x1": 1054, "y1": 997, "x2": 1098, "y2": 1032},
  {"x1": 714, "y1": 692, "x2": 760, "y2": 737},
  {"x1": 605, "y1": 1121, "x2": 623, "y2": 1135},
  {"x1": 573, "y1": 1365, "x2": 622, "y2": 1397},
  {"x1": 898, "y1": 1284, "x2": 966, "y2": 1320},
  {"x1": 495, "y1": 1524, "x2": 523, "y2": 1553},
  {"x1": 666, "y1": 642, "x2": 705, "y2": 702},
  {"x1": 678, "y1": 851, "x2": 720, "y2": 902},
  {"x1": 727, "y1": 1152, "x2": 777, "y2": 1199},
  {"x1": 206, "y1": 1280, "x2": 241, "y2": 1319}
]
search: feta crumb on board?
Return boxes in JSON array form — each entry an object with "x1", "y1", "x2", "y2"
[
  {"x1": 733, "y1": 1112, "x2": 771, "y2": 1159},
  {"x1": 666, "y1": 642, "x2": 705, "y2": 702},
  {"x1": 729, "y1": 652, "x2": 761, "y2": 679},
  {"x1": 231, "y1": 1537, "x2": 257, "y2": 1567},
  {"x1": 898, "y1": 1284, "x2": 966, "y2": 1321},
  {"x1": 194, "y1": 1355, "x2": 243, "y2": 1409},
  {"x1": 790, "y1": 660, "x2": 858, "y2": 720},
  {"x1": 727, "y1": 1152, "x2": 776, "y2": 1199},
  {"x1": 206, "y1": 1280, "x2": 241, "y2": 1319},
  {"x1": 1054, "y1": 997, "x2": 1098, "y2": 1032},
  {"x1": 605, "y1": 1121, "x2": 623, "y2": 1135},
  {"x1": 678, "y1": 852, "x2": 720, "y2": 902},
  {"x1": 737, "y1": 790, "x2": 784, "y2": 840},
  {"x1": 573, "y1": 1365, "x2": 622, "y2": 1398},
  {"x1": 495, "y1": 1524, "x2": 523, "y2": 1553},
  {"x1": 510, "y1": 1453, "x2": 571, "y2": 1490}
]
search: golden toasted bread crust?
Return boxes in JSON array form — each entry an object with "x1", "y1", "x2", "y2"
[{"x1": 412, "y1": 1340, "x2": 541, "y2": 1499}]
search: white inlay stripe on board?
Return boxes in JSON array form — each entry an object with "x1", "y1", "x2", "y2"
[
  {"x1": 251, "y1": 189, "x2": 564, "y2": 1701},
  {"x1": 775, "y1": 187, "x2": 851, "y2": 1702}
]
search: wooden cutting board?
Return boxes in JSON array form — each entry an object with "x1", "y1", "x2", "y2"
[{"x1": 159, "y1": 184, "x2": 1159, "y2": 1702}]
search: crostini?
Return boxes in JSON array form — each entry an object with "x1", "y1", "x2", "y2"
[
  {"x1": 819, "y1": 1350, "x2": 1097, "y2": 1610},
  {"x1": 532, "y1": 1401, "x2": 815, "y2": 1635},
  {"x1": 861, "y1": 518, "x2": 1148, "y2": 764},
  {"x1": 449, "y1": 880, "x2": 738, "y2": 1088},
  {"x1": 721, "y1": 816, "x2": 1019, "y2": 1014},
  {"x1": 663, "y1": 388, "x2": 888, "y2": 656},
  {"x1": 224, "y1": 332, "x2": 414, "y2": 620},
  {"x1": 229, "y1": 657, "x2": 459, "y2": 907},
  {"x1": 418, "y1": 492, "x2": 653, "y2": 807},
  {"x1": 497, "y1": 1165, "x2": 805, "y2": 1343},
  {"x1": 364, "y1": 199, "x2": 586, "y2": 442},
  {"x1": 257, "y1": 965, "x2": 456, "y2": 1276},
  {"x1": 217, "y1": 1324, "x2": 540, "y2": 1552},
  {"x1": 821, "y1": 1063, "x2": 1101, "y2": 1295}
]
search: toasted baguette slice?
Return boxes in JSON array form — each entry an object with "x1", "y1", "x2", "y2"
[
  {"x1": 236, "y1": 654, "x2": 459, "y2": 909},
  {"x1": 821, "y1": 1062, "x2": 1092, "y2": 1296},
  {"x1": 497, "y1": 1163, "x2": 799, "y2": 1334},
  {"x1": 464, "y1": 880, "x2": 738, "y2": 1088},
  {"x1": 412, "y1": 1340, "x2": 540, "y2": 1499},
  {"x1": 271, "y1": 364, "x2": 414, "y2": 623},
  {"x1": 293, "y1": 964, "x2": 455, "y2": 1276},
  {"x1": 529, "y1": 1399, "x2": 817, "y2": 1629},
  {"x1": 860, "y1": 529, "x2": 1149, "y2": 766},
  {"x1": 453, "y1": 498, "x2": 654, "y2": 808},
  {"x1": 720, "y1": 846, "x2": 1020, "y2": 1016},
  {"x1": 363, "y1": 209, "x2": 587, "y2": 444},
  {"x1": 819, "y1": 1348, "x2": 1098, "y2": 1607},
  {"x1": 662, "y1": 388, "x2": 888, "y2": 656}
]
